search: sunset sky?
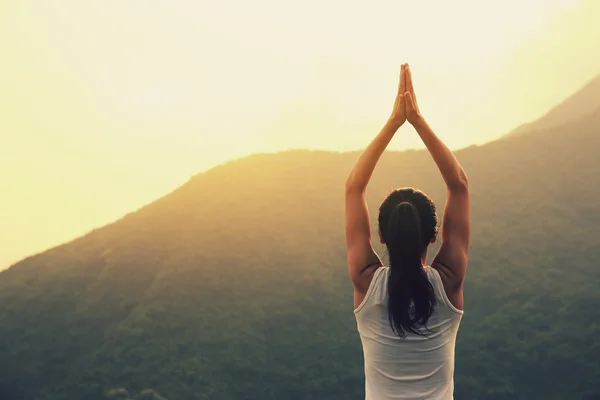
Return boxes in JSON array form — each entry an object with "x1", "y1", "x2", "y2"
[{"x1": 1, "y1": 0, "x2": 600, "y2": 269}]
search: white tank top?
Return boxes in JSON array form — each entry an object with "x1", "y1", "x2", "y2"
[{"x1": 354, "y1": 266, "x2": 463, "y2": 400}]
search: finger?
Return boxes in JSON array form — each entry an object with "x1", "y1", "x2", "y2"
[
  {"x1": 406, "y1": 65, "x2": 414, "y2": 95},
  {"x1": 405, "y1": 91, "x2": 414, "y2": 110},
  {"x1": 397, "y1": 65, "x2": 405, "y2": 97},
  {"x1": 399, "y1": 64, "x2": 406, "y2": 94}
]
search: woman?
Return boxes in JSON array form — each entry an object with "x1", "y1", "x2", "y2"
[{"x1": 345, "y1": 63, "x2": 470, "y2": 400}]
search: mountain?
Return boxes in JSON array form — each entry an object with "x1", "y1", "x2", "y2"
[
  {"x1": 507, "y1": 72, "x2": 600, "y2": 138},
  {"x1": 1, "y1": 79, "x2": 600, "y2": 400}
]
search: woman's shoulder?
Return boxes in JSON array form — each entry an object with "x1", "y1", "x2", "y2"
[{"x1": 427, "y1": 265, "x2": 464, "y2": 314}]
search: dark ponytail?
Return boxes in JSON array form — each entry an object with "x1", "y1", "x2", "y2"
[{"x1": 379, "y1": 189, "x2": 438, "y2": 338}]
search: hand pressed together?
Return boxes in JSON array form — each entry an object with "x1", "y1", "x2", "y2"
[{"x1": 389, "y1": 63, "x2": 424, "y2": 127}]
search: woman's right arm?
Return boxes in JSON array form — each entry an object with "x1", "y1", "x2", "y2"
[{"x1": 404, "y1": 65, "x2": 470, "y2": 309}]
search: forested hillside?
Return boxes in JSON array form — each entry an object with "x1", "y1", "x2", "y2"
[{"x1": 1, "y1": 76, "x2": 600, "y2": 400}]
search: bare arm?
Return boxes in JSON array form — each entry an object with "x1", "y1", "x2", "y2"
[
  {"x1": 413, "y1": 118, "x2": 470, "y2": 280},
  {"x1": 404, "y1": 66, "x2": 470, "y2": 307},
  {"x1": 345, "y1": 120, "x2": 401, "y2": 194},
  {"x1": 412, "y1": 119, "x2": 469, "y2": 192},
  {"x1": 345, "y1": 64, "x2": 408, "y2": 299}
]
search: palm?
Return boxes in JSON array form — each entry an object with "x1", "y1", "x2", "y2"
[
  {"x1": 389, "y1": 64, "x2": 408, "y2": 125},
  {"x1": 390, "y1": 63, "x2": 422, "y2": 126},
  {"x1": 404, "y1": 65, "x2": 421, "y2": 124}
]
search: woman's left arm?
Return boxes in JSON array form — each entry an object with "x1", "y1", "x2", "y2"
[{"x1": 345, "y1": 64, "x2": 408, "y2": 295}]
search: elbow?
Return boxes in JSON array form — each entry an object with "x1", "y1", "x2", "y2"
[
  {"x1": 344, "y1": 175, "x2": 352, "y2": 192},
  {"x1": 345, "y1": 176, "x2": 363, "y2": 195},
  {"x1": 345, "y1": 180, "x2": 359, "y2": 194},
  {"x1": 344, "y1": 172, "x2": 356, "y2": 193},
  {"x1": 448, "y1": 171, "x2": 469, "y2": 193}
]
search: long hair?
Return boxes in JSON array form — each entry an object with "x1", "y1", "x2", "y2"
[{"x1": 378, "y1": 187, "x2": 438, "y2": 338}]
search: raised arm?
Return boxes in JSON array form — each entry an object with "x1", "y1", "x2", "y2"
[
  {"x1": 345, "y1": 64, "x2": 408, "y2": 302},
  {"x1": 404, "y1": 65, "x2": 470, "y2": 309}
]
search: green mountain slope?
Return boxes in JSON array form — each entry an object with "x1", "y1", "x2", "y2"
[{"x1": 1, "y1": 95, "x2": 600, "y2": 399}]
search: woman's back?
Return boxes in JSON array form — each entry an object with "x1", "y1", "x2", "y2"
[
  {"x1": 354, "y1": 266, "x2": 463, "y2": 400},
  {"x1": 344, "y1": 63, "x2": 469, "y2": 400}
]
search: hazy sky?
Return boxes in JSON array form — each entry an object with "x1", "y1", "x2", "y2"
[{"x1": 1, "y1": 0, "x2": 600, "y2": 269}]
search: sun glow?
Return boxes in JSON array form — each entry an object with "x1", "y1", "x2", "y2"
[
  {"x1": 0, "y1": 0, "x2": 599, "y2": 269},
  {"x1": 141, "y1": 88, "x2": 162, "y2": 108}
]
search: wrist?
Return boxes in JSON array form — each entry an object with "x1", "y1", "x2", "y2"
[
  {"x1": 410, "y1": 115, "x2": 427, "y2": 129},
  {"x1": 385, "y1": 118, "x2": 404, "y2": 131}
]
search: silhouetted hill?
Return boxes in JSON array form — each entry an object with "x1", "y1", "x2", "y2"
[
  {"x1": 1, "y1": 102, "x2": 600, "y2": 398},
  {"x1": 507, "y1": 72, "x2": 600, "y2": 138}
]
